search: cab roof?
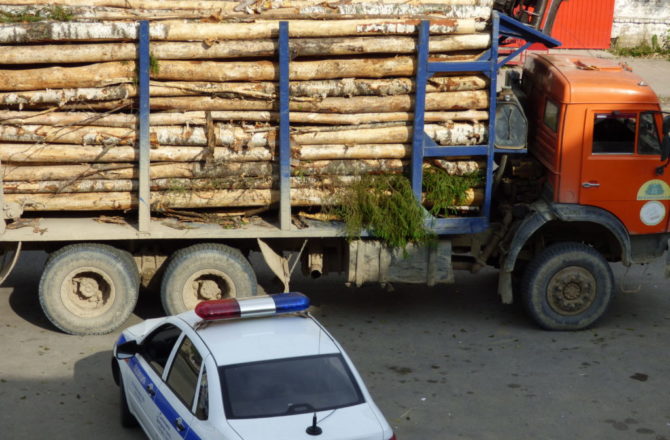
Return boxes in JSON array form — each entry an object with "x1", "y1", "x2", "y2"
[
  {"x1": 525, "y1": 53, "x2": 660, "y2": 106},
  {"x1": 178, "y1": 311, "x2": 340, "y2": 366}
]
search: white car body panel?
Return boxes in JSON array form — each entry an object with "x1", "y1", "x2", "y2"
[
  {"x1": 114, "y1": 301, "x2": 393, "y2": 440},
  {"x1": 227, "y1": 405, "x2": 385, "y2": 440}
]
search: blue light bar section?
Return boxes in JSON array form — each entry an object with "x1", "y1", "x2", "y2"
[{"x1": 271, "y1": 292, "x2": 310, "y2": 313}]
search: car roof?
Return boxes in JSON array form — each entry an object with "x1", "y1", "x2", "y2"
[{"x1": 177, "y1": 311, "x2": 341, "y2": 366}]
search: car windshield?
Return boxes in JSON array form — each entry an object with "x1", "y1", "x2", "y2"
[{"x1": 220, "y1": 354, "x2": 364, "y2": 419}]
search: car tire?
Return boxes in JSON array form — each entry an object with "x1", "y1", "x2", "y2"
[
  {"x1": 160, "y1": 243, "x2": 258, "y2": 315},
  {"x1": 521, "y1": 242, "x2": 614, "y2": 330},
  {"x1": 119, "y1": 373, "x2": 139, "y2": 428},
  {"x1": 39, "y1": 244, "x2": 139, "y2": 335}
]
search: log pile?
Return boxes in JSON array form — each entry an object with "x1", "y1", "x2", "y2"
[{"x1": 0, "y1": 0, "x2": 492, "y2": 215}]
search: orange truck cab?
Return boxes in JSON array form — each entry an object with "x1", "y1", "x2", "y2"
[
  {"x1": 494, "y1": 53, "x2": 670, "y2": 329},
  {"x1": 524, "y1": 54, "x2": 670, "y2": 235}
]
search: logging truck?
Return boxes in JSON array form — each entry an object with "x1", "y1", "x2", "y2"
[{"x1": 0, "y1": 0, "x2": 668, "y2": 335}]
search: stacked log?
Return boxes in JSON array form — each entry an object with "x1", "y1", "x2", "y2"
[{"x1": 0, "y1": 0, "x2": 492, "y2": 214}]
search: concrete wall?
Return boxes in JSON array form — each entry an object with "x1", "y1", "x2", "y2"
[{"x1": 612, "y1": 0, "x2": 670, "y2": 47}]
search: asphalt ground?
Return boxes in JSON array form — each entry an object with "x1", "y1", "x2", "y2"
[{"x1": 1, "y1": 252, "x2": 669, "y2": 440}]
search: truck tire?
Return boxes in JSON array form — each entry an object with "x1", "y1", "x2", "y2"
[
  {"x1": 39, "y1": 244, "x2": 140, "y2": 335},
  {"x1": 160, "y1": 243, "x2": 258, "y2": 315},
  {"x1": 521, "y1": 242, "x2": 614, "y2": 330},
  {"x1": 47, "y1": 244, "x2": 140, "y2": 288}
]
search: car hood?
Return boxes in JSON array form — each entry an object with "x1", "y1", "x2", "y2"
[{"x1": 227, "y1": 404, "x2": 385, "y2": 440}]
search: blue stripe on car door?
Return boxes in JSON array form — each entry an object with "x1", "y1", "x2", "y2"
[{"x1": 127, "y1": 356, "x2": 201, "y2": 440}]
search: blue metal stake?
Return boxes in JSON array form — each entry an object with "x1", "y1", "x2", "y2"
[
  {"x1": 482, "y1": 13, "x2": 501, "y2": 220},
  {"x1": 410, "y1": 21, "x2": 431, "y2": 201},
  {"x1": 138, "y1": 20, "x2": 151, "y2": 233},
  {"x1": 278, "y1": 22, "x2": 291, "y2": 231}
]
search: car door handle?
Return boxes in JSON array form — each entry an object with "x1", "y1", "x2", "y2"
[
  {"x1": 582, "y1": 182, "x2": 601, "y2": 188},
  {"x1": 145, "y1": 384, "x2": 156, "y2": 397},
  {"x1": 175, "y1": 417, "x2": 186, "y2": 432}
]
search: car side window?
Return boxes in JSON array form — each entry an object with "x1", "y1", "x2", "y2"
[
  {"x1": 195, "y1": 368, "x2": 209, "y2": 420},
  {"x1": 592, "y1": 112, "x2": 636, "y2": 154},
  {"x1": 166, "y1": 336, "x2": 203, "y2": 410},
  {"x1": 142, "y1": 324, "x2": 181, "y2": 377}
]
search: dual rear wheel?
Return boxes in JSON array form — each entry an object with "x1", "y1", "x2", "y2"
[{"x1": 39, "y1": 243, "x2": 257, "y2": 335}]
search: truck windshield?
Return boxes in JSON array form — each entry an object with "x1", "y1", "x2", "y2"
[{"x1": 220, "y1": 354, "x2": 364, "y2": 419}]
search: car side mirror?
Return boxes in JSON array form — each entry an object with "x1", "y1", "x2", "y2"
[{"x1": 115, "y1": 340, "x2": 139, "y2": 360}]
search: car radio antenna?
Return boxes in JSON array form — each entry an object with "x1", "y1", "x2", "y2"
[{"x1": 305, "y1": 412, "x2": 322, "y2": 436}]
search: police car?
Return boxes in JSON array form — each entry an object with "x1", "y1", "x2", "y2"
[{"x1": 111, "y1": 292, "x2": 396, "y2": 440}]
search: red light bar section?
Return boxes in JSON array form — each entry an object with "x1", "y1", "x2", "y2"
[
  {"x1": 195, "y1": 298, "x2": 241, "y2": 321},
  {"x1": 194, "y1": 292, "x2": 310, "y2": 321}
]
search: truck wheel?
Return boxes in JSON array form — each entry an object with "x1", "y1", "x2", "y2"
[
  {"x1": 39, "y1": 244, "x2": 139, "y2": 335},
  {"x1": 521, "y1": 242, "x2": 614, "y2": 330},
  {"x1": 160, "y1": 243, "x2": 258, "y2": 315}
]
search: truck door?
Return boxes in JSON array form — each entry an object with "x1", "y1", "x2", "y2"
[{"x1": 579, "y1": 110, "x2": 670, "y2": 234}]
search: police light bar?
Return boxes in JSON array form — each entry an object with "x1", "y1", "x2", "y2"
[{"x1": 195, "y1": 292, "x2": 310, "y2": 321}]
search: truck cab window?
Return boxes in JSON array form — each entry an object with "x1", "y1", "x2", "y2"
[
  {"x1": 543, "y1": 99, "x2": 559, "y2": 132},
  {"x1": 592, "y1": 113, "x2": 636, "y2": 154},
  {"x1": 638, "y1": 112, "x2": 662, "y2": 155}
]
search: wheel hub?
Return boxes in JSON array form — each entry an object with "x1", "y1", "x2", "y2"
[
  {"x1": 547, "y1": 266, "x2": 597, "y2": 316},
  {"x1": 74, "y1": 277, "x2": 102, "y2": 300},
  {"x1": 61, "y1": 269, "x2": 115, "y2": 318},
  {"x1": 195, "y1": 279, "x2": 222, "y2": 300},
  {"x1": 184, "y1": 270, "x2": 236, "y2": 309}
]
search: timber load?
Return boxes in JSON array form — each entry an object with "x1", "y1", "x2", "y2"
[{"x1": 0, "y1": 0, "x2": 492, "y2": 216}]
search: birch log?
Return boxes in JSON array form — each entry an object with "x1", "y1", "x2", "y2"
[
  {"x1": 0, "y1": 34, "x2": 491, "y2": 64},
  {"x1": 0, "y1": 0, "x2": 492, "y2": 14},
  {"x1": 0, "y1": 76, "x2": 487, "y2": 107},
  {"x1": 0, "y1": 57, "x2": 487, "y2": 91},
  {"x1": 0, "y1": 121, "x2": 486, "y2": 147},
  {"x1": 6, "y1": 187, "x2": 483, "y2": 211},
  {"x1": 2, "y1": 175, "x2": 370, "y2": 193},
  {"x1": 148, "y1": 91, "x2": 488, "y2": 113},
  {"x1": 0, "y1": 19, "x2": 487, "y2": 44},
  {"x1": 0, "y1": 109, "x2": 488, "y2": 127},
  {"x1": 1, "y1": 162, "x2": 276, "y2": 180}
]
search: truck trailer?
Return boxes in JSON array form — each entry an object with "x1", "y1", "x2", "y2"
[{"x1": 0, "y1": 0, "x2": 668, "y2": 335}]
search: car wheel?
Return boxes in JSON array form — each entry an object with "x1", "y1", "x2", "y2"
[
  {"x1": 160, "y1": 243, "x2": 258, "y2": 315},
  {"x1": 521, "y1": 242, "x2": 614, "y2": 330},
  {"x1": 39, "y1": 244, "x2": 139, "y2": 335}
]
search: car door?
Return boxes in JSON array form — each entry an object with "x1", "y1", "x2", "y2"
[
  {"x1": 579, "y1": 109, "x2": 670, "y2": 234},
  {"x1": 128, "y1": 323, "x2": 182, "y2": 439},
  {"x1": 155, "y1": 332, "x2": 208, "y2": 439}
]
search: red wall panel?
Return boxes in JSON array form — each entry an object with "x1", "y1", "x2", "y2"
[{"x1": 550, "y1": 0, "x2": 615, "y2": 49}]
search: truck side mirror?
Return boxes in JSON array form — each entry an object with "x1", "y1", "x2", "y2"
[{"x1": 115, "y1": 340, "x2": 139, "y2": 360}]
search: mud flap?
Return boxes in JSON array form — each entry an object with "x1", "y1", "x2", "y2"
[{"x1": 257, "y1": 239, "x2": 290, "y2": 292}]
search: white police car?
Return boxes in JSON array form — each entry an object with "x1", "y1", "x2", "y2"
[{"x1": 111, "y1": 292, "x2": 396, "y2": 440}]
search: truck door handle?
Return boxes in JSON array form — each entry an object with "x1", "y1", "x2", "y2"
[
  {"x1": 582, "y1": 182, "x2": 601, "y2": 188},
  {"x1": 145, "y1": 384, "x2": 156, "y2": 397},
  {"x1": 175, "y1": 417, "x2": 185, "y2": 432}
]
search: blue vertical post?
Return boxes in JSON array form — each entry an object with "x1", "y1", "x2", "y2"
[
  {"x1": 138, "y1": 20, "x2": 151, "y2": 233},
  {"x1": 411, "y1": 21, "x2": 430, "y2": 201},
  {"x1": 482, "y1": 13, "x2": 500, "y2": 220},
  {"x1": 278, "y1": 22, "x2": 291, "y2": 230}
]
